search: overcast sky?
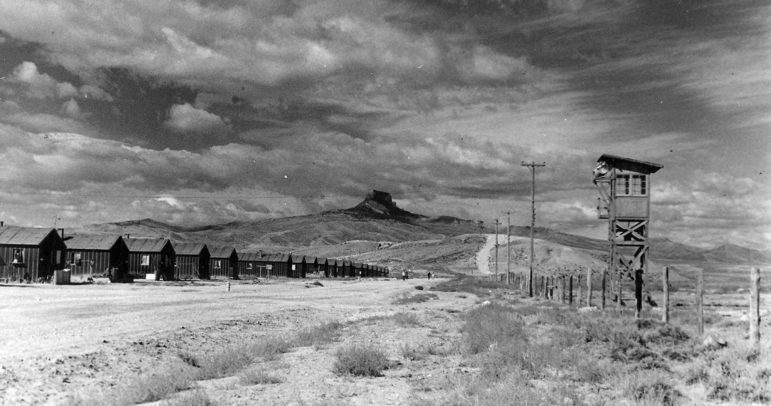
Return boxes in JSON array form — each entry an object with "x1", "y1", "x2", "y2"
[{"x1": 0, "y1": 0, "x2": 768, "y2": 249}]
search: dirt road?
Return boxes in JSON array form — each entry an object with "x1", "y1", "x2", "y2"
[
  {"x1": 474, "y1": 234, "x2": 528, "y2": 275},
  {"x1": 0, "y1": 277, "x2": 475, "y2": 405}
]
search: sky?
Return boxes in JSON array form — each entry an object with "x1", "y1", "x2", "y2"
[{"x1": 0, "y1": 0, "x2": 769, "y2": 249}]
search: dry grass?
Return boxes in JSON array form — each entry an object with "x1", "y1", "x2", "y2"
[
  {"x1": 333, "y1": 344, "x2": 389, "y2": 377},
  {"x1": 239, "y1": 367, "x2": 284, "y2": 385},
  {"x1": 422, "y1": 289, "x2": 770, "y2": 406},
  {"x1": 431, "y1": 276, "x2": 504, "y2": 297},
  {"x1": 393, "y1": 292, "x2": 439, "y2": 305},
  {"x1": 292, "y1": 321, "x2": 344, "y2": 348},
  {"x1": 159, "y1": 389, "x2": 216, "y2": 406}
]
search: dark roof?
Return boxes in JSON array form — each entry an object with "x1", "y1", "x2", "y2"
[
  {"x1": 209, "y1": 246, "x2": 237, "y2": 258},
  {"x1": 290, "y1": 255, "x2": 305, "y2": 264},
  {"x1": 66, "y1": 234, "x2": 122, "y2": 250},
  {"x1": 271, "y1": 254, "x2": 290, "y2": 262},
  {"x1": 304, "y1": 256, "x2": 318, "y2": 264},
  {"x1": 597, "y1": 154, "x2": 663, "y2": 175},
  {"x1": 0, "y1": 226, "x2": 59, "y2": 246},
  {"x1": 316, "y1": 258, "x2": 328, "y2": 265},
  {"x1": 126, "y1": 238, "x2": 171, "y2": 253},
  {"x1": 173, "y1": 242, "x2": 207, "y2": 256},
  {"x1": 239, "y1": 252, "x2": 263, "y2": 261}
]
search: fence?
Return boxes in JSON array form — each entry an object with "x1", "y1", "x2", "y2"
[{"x1": 491, "y1": 266, "x2": 764, "y2": 349}]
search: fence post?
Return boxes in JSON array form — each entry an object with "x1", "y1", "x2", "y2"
[
  {"x1": 634, "y1": 268, "x2": 643, "y2": 319},
  {"x1": 697, "y1": 268, "x2": 704, "y2": 336},
  {"x1": 601, "y1": 268, "x2": 606, "y2": 310},
  {"x1": 662, "y1": 266, "x2": 669, "y2": 324},
  {"x1": 616, "y1": 272, "x2": 623, "y2": 311},
  {"x1": 576, "y1": 274, "x2": 582, "y2": 307},
  {"x1": 750, "y1": 267, "x2": 760, "y2": 349},
  {"x1": 586, "y1": 267, "x2": 593, "y2": 307},
  {"x1": 561, "y1": 276, "x2": 567, "y2": 304},
  {"x1": 569, "y1": 275, "x2": 574, "y2": 305}
]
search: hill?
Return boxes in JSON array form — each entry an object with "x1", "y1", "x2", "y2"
[
  {"x1": 82, "y1": 190, "x2": 483, "y2": 250},
  {"x1": 79, "y1": 190, "x2": 770, "y2": 273}
]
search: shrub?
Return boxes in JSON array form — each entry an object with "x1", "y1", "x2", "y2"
[
  {"x1": 177, "y1": 351, "x2": 201, "y2": 368},
  {"x1": 390, "y1": 312, "x2": 421, "y2": 327},
  {"x1": 333, "y1": 344, "x2": 389, "y2": 377},
  {"x1": 110, "y1": 364, "x2": 194, "y2": 405},
  {"x1": 461, "y1": 303, "x2": 525, "y2": 355},
  {"x1": 400, "y1": 344, "x2": 428, "y2": 361},
  {"x1": 292, "y1": 321, "x2": 343, "y2": 348},
  {"x1": 239, "y1": 368, "x2": 284, "y2": 385},
  {"x1": 393, "y1": 292, "x2": 438, "y2": 305},
  {"x1": 623, "y1": 371, "x2": 680, "y2": 406}
]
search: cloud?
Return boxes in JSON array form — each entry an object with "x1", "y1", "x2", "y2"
[
  {"x1": 10, "y1": 61, "x2": 78, "y2": 99},
  {"x1": 78, "y1": 84, "x2": 113, "y2": 101},
  {"x1": 60, "y1": 98, "x2": 83, "y2": 119},
  {"x1": 457, "y1": 45, "x2": 536, "y2": 83},
  {"x1": 164, "y1": 103, "x2": 230, "y2": 135},
  {"x1": 7, "y1": 61, "x2": 113, "y2": 102}
]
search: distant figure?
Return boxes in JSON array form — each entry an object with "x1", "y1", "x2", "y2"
[
  {"x1": 402, "y1": 270, "x2": 406, "y2": 281},
  {"x1": 427, "y1": 272, "x2": 432, "y2": 280}
]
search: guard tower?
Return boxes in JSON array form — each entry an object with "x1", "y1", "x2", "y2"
[{"x1": 593, "y1": 154, "x2": 662, "y2": 281}]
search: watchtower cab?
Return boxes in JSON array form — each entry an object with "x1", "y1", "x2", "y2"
[
  {"x1": 594, "y1": 154, "x2": 661, "y2": 221},
  {"x1": 593, "y1": 154, "x2": 662, "y2": 278}
]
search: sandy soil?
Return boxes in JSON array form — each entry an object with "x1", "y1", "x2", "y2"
[{"x1": 0, "y1": 278, "x2": 476, "y2": 405}]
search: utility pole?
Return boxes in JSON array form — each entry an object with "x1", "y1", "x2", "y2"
[
  {"x1": 494, "y1": 219, "x2": 500, "y2": 278},
  {"x1": 521, "y1": 161, "x2": 546, "y2": 297},
  {"x1": 506, "y1": 211, "x2": 511, "y2": 285}
]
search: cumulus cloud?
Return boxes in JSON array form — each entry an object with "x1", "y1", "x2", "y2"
[
  {"x1": 8, "y1": 61, "x2": 113, "y2": 103},
  {"x1": 163, "y1": 103, "x2": 230, "y2": 135},
  {"x1": 10, "y1": 61, "x2": 78, "y2": 99}
]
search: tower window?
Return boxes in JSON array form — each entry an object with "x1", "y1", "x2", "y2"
[{"x1": 616, "y1": 174, "x2": 647, "y2": 196}]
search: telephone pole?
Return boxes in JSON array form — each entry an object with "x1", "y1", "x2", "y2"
[
  {"x1": 506, "y1": 211, "x2": 511, "y2": 285},
  {"x1": 494, "y1": 219, "x2": 500, "y2": 278},
  {"x1": 521, "y1": 161, "x2": 546, "y2": 297}
]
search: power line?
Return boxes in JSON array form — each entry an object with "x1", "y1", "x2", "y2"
[
  {"x1": 521, "y1": 161, "x2": 546, "y2": 297},
  {"x1": 506, "y1": 211, "x2": 511, "y2": 285}
]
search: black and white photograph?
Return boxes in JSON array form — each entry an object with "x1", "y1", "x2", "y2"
[{"x1": 0, "y1": 1, "x2": 769, "y2": 405}]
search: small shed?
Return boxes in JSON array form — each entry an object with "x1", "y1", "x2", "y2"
[
  {"x1": 341, "y1": 260, "x2": 353, "y2": 278},
  {"x1": 126, "y1": 238, "x2": 176, "y2": 281},
  {"x1": 238, "y1": 252, "x2": 266, "y2": 279},
  {"x1": 255, "y1": 253, "x2": 290, "y2": 277},
  {"x1": 209, "y1": 246, "x2": 238, "y2": 280},
  {"x1": 65, "y1": 234, "x2": 129, "y2": 282},
  {"x1": 352, "y1": 262, "x2": 363, "y2": 278},
  {"x1": 317, "y1": 258, "x2": 329, "y2": 277},
  {"x1": 289, "y1": 255, "x2": 307, "y2": 278},
  {"x1": 173, "y1": 242, "x2": 210, "y2": 280},
  {"x1": 0, "y1": 226, "x2": 66, "y2": 282},
  {"x1": 306, "y1": 256, "x2": 321, "y2": 276},
  {"x1": 330, "y1": 259, "x2": 341, "y2": 277}
]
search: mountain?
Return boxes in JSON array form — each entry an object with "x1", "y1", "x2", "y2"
[
  {"x1": 77, "y1": 190, "x2": 770, "y2": 269},
  {"x1": 338, "y1": 190, "x2": 423, "y2": 221},
  {"x1": 80, "y1": 190, "x2": 481, "y2": 250},
  {"x1": 704, "y1": 244, "x2": 771, "y2": 264}
]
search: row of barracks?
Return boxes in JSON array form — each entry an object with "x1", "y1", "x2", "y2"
[{"x1": 0, "y1": 225, "x2": 391, "y2": 282}]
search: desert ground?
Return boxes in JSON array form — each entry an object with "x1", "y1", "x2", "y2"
[
  {"x1": 0, "y1": 277, "x2": 471, "y2": 405},
  {"x1": 1, "y1": 270, "x2": 769, "y2": 406}
]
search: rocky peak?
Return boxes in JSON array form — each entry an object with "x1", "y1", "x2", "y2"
[{"x1": 348, "y1": 190, "x2": 422, "y2": 221}]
